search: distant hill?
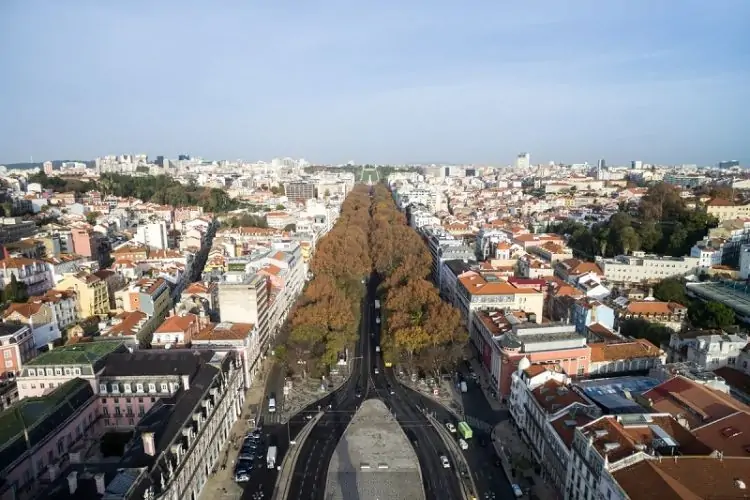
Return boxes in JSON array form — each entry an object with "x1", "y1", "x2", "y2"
[{"x1": 0, "y1": 160, "x2": 95, "y2": 170}]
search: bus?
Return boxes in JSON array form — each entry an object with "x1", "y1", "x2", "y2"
[
  {"x1": 374, "y1": 299, "x2": 381, "y2": 309},
  {"x1": 457, "y1": 421, "x2": 472, "y2": 440}
]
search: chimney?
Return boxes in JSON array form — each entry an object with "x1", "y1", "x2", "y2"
[
  {"x1": 94, "y1": 473, "x2": 106, "y2": 494},
  {"x1": 67, "y1": 471, "x2": 78, "y2": 495},
  {"x1": 142, "y1": 431, "x2": 156, "y2": 456},
  {"x1": 182, "y1": 374, "x2": 190, "y2": 391}
]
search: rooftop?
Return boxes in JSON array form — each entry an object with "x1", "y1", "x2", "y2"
[
  {"x1": 576, "y1": 376, "x2": 660, "y2": 414},
  {"x1": 692, "y1": 410, "x2": 750, "y2": 458},
  {"x1": 26, "y1": 341, "x2": 125, "y2": 367},
  {"x1": 642, "y1": 375, "x2": 750, "y2": 429},
  {"x1": 612, "y1": 456, "x2": 750, "y2": 499},
  {"x1": 0, "y1": 378, "x2": 93, "y2": 469},
  {"x1": 589, "y1": 339, "x2": 662, "y2": 363},
  {"x1": 531, "y1": 379, "x2": 590, "y2": 414},
  {"x1": 324, "y1": 399, "x2": 424, "y2": 500}
]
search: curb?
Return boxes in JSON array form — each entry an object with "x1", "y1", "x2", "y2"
[
  {"x1": 397, "y1": 377, "x2": 464, "y2": 421},
  {"x1": 272, "y1": 411, "x2": 324, "y2": 500}
]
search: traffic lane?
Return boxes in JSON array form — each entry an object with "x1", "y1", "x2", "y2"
[
  {"x1": 288, "y1": 401, "x2": 358, "y2": 499},
  {"x1": 456, "y1": 366, "x2": 505, "y2": 427},
  {"x1": 386, "y1": 372, "x2": 463, "y2": 500},
  {"x1": 414, "y1": 392, "x2": 515, "y2": 500},
  {"x1": 388, "y1": 392, "x2": 463, "y2": 500}
]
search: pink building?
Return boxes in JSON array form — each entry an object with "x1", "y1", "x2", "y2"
[
  {"x1": 471, "y1": 309, "x2": 591, "y2": 400},
  {"x1": 0, "y1": 378, "x2": 100, "y2": 500}
]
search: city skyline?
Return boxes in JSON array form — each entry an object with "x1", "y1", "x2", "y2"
[{"x1": 1, "y1": 1, "x2": 748, "y2": 165}]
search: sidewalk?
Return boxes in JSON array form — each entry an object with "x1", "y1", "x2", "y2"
[
  {"x1": 396, "y1": 371, "x2": 464, "y2": 418},
  {"x1": 199, "y1": 360, "x2": 272, "y2": 500},
  {"x1": 467, "y1": 353, "x2": 505, "y2": 412},
  {"x1": 493, "y1": 421, "x2": 557, "y2": 500}
]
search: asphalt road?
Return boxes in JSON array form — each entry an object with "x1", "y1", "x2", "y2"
[
  {"x1": 284, "y1": 278, "x2": 374, "y2": 499},
  {"x1": 239, "y1": 273, "x2": 469, "y2": 500}
]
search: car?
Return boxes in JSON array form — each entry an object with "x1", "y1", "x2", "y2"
[
  {"x1": 459, "y1": 438, "x2": 469, "y2": 450},
  {"x1": 440, "y1": 455, "x2": 450, "y2": 468},
  {"x1": 446, "y1": 422, "x2": 457, "y2": 433},
  {"x1": 511, "y1": 484, "x2": 523, "y2": 498},
  {"x1": 355, "y1": 388, "x2": 362, "y2": 398},
  {"x1": 234, "y1": 471, "x2": 250, "y2": 482},
  {"x1": 376, "y1": 317, "x2": 381, "y2": 324},
  {"x1": 374, "y1": 367, "x2": 379, "y2": 374},
  {"x1": 235, "y1": 458, "x2": 253, "y2": 472},
  {"x1": 387, "y1": 385, "x2": 395, "y2": 395}
]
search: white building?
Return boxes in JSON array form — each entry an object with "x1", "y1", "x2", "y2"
[
  {"x1": 597, "y1": 252, "x2": 699, "y2": 284},
  {"x1": 134, "y1": 221, "x2": 169, "y2": 250},
  {"x1": 740, "y1": 243, "x2": 750, "y2": 279},
  {"x1": 686, "y1": 333, "x2": 748, "y2": 371}
]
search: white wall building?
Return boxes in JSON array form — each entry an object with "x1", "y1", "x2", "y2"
[{"x1": 134, "y1": 221, "x2": 169, "y2": 250}]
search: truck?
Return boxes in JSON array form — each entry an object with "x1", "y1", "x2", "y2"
[
  {"x1": 374, "y1": 299, "x2": 381, "y2": 309},
  {"x1": 267, "y1": 446, "x2": 277, "y2": 469},
  {"x1": 458, "y1": 421, "x2": 473, "y2": 440}
]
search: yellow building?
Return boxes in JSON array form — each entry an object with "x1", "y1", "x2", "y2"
[
  {"x1": 56, "y1": 271, "x2": 110, "y2": 318},
  {"x1": 706, "y1": 198, "x2": 750, "y2": 222}
]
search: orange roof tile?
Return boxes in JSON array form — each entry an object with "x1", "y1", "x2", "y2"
[{"x1": 589, "y1": 339, "x2": 662, "y2": 363}]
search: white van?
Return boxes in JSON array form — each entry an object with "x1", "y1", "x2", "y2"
[
  {"x1": 375, "y1": 345, "x2": 381, "y2": 353},
  {"x1": 268, "y1": 395, "x2": 276, "y2": 413}
]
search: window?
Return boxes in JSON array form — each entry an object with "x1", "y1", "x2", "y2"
[
  {"x1": 113, "y1": 398, "x2": 119, "y2": 404},
  {"x1": 4, "y1": 359, "x2": 11, "y2": 368},
  {"x1": 104, "y1": 419, "x2": 111, "y2": 426},
  {"x1": 160, "y1": 383, "x2": 169, "y2": 393},
  {"x1": 124, "y1": 384, "x2": 132, "y2": 394},
  {"x1": 45, "y1": 368, "x2": 53, "y2": 376},
  {"x1": 64, "y1": 368, "x2": 71, "y2": 376},
  {"x1": 101, "y1": 398, "x2": 107, "y2": 404},
  {"x1": 73, "y1": 368, "x2": 81, "y2": 375},
  {"x1": 28, "y1": 369, "x2": 35, "y2": 376},
  {"x1": 54, "y1": 368, "x2": 62, "y2": 376},
  {"x1": 57, "y1": 439, "x2": 64, "y2": 454},
  {"x1": 99, "y1": 384, "x2": 107, "y2": 394},
  {"x1": 115, "y1": 407, "x2": 121, "y2": 416},
  {"x1": 111, "y1": 383, "x2": 119, "y2": 394},
  {"x1": 31, "y1": 384, "x2": 36, "y2": 389},
  {"x1": 136, "y1": 383, "x2": 144, "y2": 393},
  {"x1": 148, "y1": 383, "x2": 156, "y2": 393},
  {"x1": 103, "y1": 407, "x2": 109, "y2": 416},
  {"x1": 128, "y1": 418, "x2": 135, "y2": 426},
  {"x1": 3, "y1": 350, "x2": 11, "y2": 359},
  {"x1": 138, "y1": 405, "x2": 145, "y2": 416},
  {"x1": 40, "y1": 383, "x2": 45, "y2": 389}
]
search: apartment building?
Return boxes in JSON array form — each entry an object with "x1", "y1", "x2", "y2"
[
  {"x1": 152, "y1": 313, "x2": 203, "y2": 347},
  {"x1": 529, "y1": 241, "x2": 574, "y2": 263},
  {"x1": 705, "y1": 198, "x2": 750, "y2": 222},
  {"x1": 0, "y1": 324, "x2": 34, "y2": 380},
  {"x1": 116, "y1": 278, "x2": 171, "y2": 324},
  {"x1": 456, "y1": 272, "x2": 544, "y2": 325},
  {"x1": 0, "y1": 217, "x2": 37, "y2": 245},
  {"x1": 615, "y1": 300, "x2": 687, "y2": 331},
  {"x1": 16, "y1": 341, "x2": 127, "y2": 399},
  {"x1": 134, "y1": 221, "x2": 169, "y2": 250},
  {"x1": 597, "y1": 252, "x2": 699, "y2": 284},
  {"x1": 471, "y1": 310, "x2": 590, "y2": 399},
  {"x1": 517, "y1": 255, "x2": 554, "y2": 279},
  {"x1": 565, "y1": 413, "x2": 712, "y2": 500},
  {"x1": 192, "y1": 322, "x2": 261, "y2": 387},
  {"x1": 218, "y1": 272, "x2": 270, "y2": 350},
  {"x1": 284, "y1": 181, "x2": 316, "y2": 203},
  {"x1": 56, "y1": 271, "x2": 110, "y2": 318},
  {"x1": 587, "y1": 340, "x2": 665, "y2": 376},
  {"x1": 0, "y1": 257, "x2": 54, "y2": 296},
  {"x1": 509, "y1": 362, "x2": 600, "y2": 495},
  {"x1": 0, "y1": 378, "x2": 100, "y2": 500},
  {"x1": 179, "y1": 281, "x2": 219, "y2": 318},
  {"x1": 16, "y1": 349, "x2": 244, "y2": 500}
]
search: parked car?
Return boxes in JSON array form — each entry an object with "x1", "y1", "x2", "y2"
[
  {"x1": 459, "y1": 438, "x2": 469, "y2": 450},
  {"x1": 446, "y1": 422, "x2": 456, "y2": 433},
  {"x1": 440, "y1": 455, "x2": 451, "y2": 468},
  {"x1": 511, "y1": 484, "x2": 523, "y2": 498}
]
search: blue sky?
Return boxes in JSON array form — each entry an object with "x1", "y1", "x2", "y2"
[{"x1": 1, "y1": 1, "x2": 748, "y2": 165}]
